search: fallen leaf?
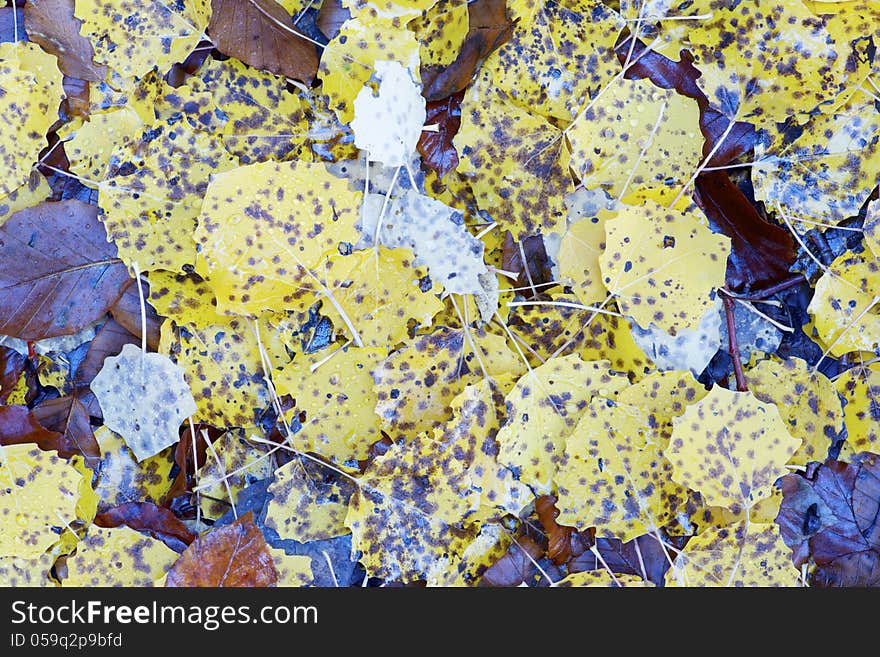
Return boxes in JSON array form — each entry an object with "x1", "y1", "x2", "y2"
[
  {"x1": 534, "y1": 494, "x2": 591, "y2": 566},
  {"x1": 64, "y1": 524, "x2": 178, "y2": 586},
  {"x1": 110, "y1": 279, "x2": 162, "y2": 352},
  {"x1": 24, "y1": 0, "x2": 106, "y2": 81},
  {"x1": 834, "y1": 363, "x2": 880, "y2": 459},
  {"x1": 208, "y1": 0, "x2": 318, "y2": 84},
  {"x1": 417, "y1": 91, "x2": 462, "y2": 180},
  {"x1": 32, "y1": 396, "x2": 101, "y2": 469},
  {"x1": 0, "y1": 346, "x2": 26, "y2": 404},
  {"x1": 557, "y1": 570, "x2": 654, "y2": 587},
  {"x1": 316, "y1": 0, "x2": 349, "y2": 40},
  {"x1": 166, "y1": 511, "x2": 279, "y2": 586},
  {"x1": 95, "y1": 501, "x2": 196, "y2": 552},
  {"x1": 0, "y1": 200, "x2": 131, "y2": 341}
]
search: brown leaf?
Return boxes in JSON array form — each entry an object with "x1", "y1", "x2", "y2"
[
  {"x1": 0, "y1": 200, "x2": 131, "y2": 340},
  {"x1": 110, "y1": 279, "x2": 162, "y2": 352},
  {"x1": 208, "y1": 0, "x2": 318, "y2": 84},
  {"x1": 778, "y1": 453, "x2": 880, "y2": 587},
  {"x1": 163, "y1": 423, "x2": 218, "y2": 509},
  {"x1": 501, "y1": 231, "x2": 553, "y2": 297},
  {"x1": 567, "y1": 534, "x2": 681, "y2": 587},
  {"x1": 421, "y1": 0, "x2": 516, "y2": 101},
  {"x1": 61, "y1": 76, "x2": 90, "y2": 120},
  {"x1": 0, "y1": 345, "x2": 26, "y2": 404},
  {"x1": 479, "y1": 533, "x2": 549, "y2": 587},
  {"x1": 31, "y1": 396, "x2": 100, "y2": 469},
  {"x1": 417, "y1": 92, "x2": 462, "y2": 181},
  {"x1": 316, "y1": 0, "x2": 349, "y2": 41},
  {"x1": 694, "y1": 171, "x2": 795, "y2": 292},
  {"x1": 24, "y1": 0, "x2": 106, "y2": 82},
  {"x1": 73, "y1": 318, "x2": 140, "y2": 417},
  {"x1": 166, "y1": 511, "x2": 279, "y2": 587},
  {"x1": 0, "y1": 404, "x2": 64, "y2": 450},
  {"x1": 535, "y1": 495, "x2": 591, "y2": 566},
  {"x1": 95, "y1": 502, "x2": 196, "y2": 553}
]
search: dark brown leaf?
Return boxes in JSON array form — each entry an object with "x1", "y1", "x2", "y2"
[
  {"x1": 208, "y1": 0, "x2": 318, "y2": 84},
  {"x1": 0, "y1": 345, "x2": 26, "y2": 404},
  {"x1": 421, "y1": 0, "x2": 515, "y2": 101},
  {"x1": 166, "y1": 511, "x2": 279, "y2": 587},
  {"x1": 95, "y1": 502, "x2": 196, "y2": 553},
  {"x1": 0, "y1": 200, "x2": 131, "y2": 340},
  {"x1": 535, "y1": 495, "x2": 591, "y2": 566},
  {"x1": 417, "y1": 92, "x2": 462, "y2": 181},
  {"x1": 316, "y1": 0, "x2": 349, "y2": 41},
  {"x1": 31, "y1": 396, "x2": 100, "y2": 468},
  {"x1": 61, "y1": 76, "x2": 90, "y2": 119},
  {"x1": 501, "y1": 231, "x2": 553, "y2": 296},
  {"x1": 567, "y1": 533, "x2": 682, "y2": 587},
  {"x1": 479, "y1": 533, "x2": 550, "y2": 587},
  {"x1": 73, "y1": 318, "x2": 140, "y2": 417},
  {"x1": 694, "y1": 171, "x2": 795, "y2": 291},
  {"x1": 778, "y1": 453, "x2": 880, "y2": 587},
  {"x1": 110, "y1": 279, "x2": 162, "y2": 352},
  {"x1": 163, "y1": 423, "x2": 218, "y2": 508},
  {"x1": 0, "y1": 404, "x2": 64, "y2": 450},
  {"x1": 24, "y1": 0, "x2": 106, "y2": 81}
]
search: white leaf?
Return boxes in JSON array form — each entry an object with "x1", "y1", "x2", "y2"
[
  {"x1": 90, "y1": 344, "x2": 197, "y2": 462},
  {"x1": 351, "y1": 60, "x2": 426, "y2": 167},
  {"x1": 358, "y1": 189, "x2": 489, "y2": 295}
]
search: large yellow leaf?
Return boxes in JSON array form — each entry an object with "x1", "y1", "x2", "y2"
[
  {"x1": 194, "y1": 160, "x2": 361, "y2": 317},
  {"x1": 835, "y1": 363, "x2": 880, "y2": 459},
  {"x1": 93, "y1": 426, "x2": 175, "y2": 512},
  {"x1": 556, "y1": 398, "x2": 689, "y2": 541},
  {"x1": 63, "y1": 525, "x2": 178, "y2": 586},
  {"x1": 556, "y1": 209, "x2": 610, "y2": 306},
  {"x1": 567, "y1": 78, "x2": 702, "y2": 200},
  {"x1": 495, "y1": 354, "x2": 630, "y2": 494},
  {"x1": 0, "y1": 42, "x2": 64, "y2": 196},
  {"x1": 599, "y1": 200, "x2": 730, "y2": 335},
  {"x1": 74, "y1": 0, "x2": 210, "y2": 80},
  {"x1": 0, "y1": 171, "x2": 52, "y2": 226},
  {"x1": 557, "y1": 571, "x2": 654, "y2": 587},
  {"x1": 0, "y1": 445, "x2": 86, "y2": 558},
  {"x1": 412, "y1": 0, "x2": 468, "y2": 67},
  {"x1": 342, "y1": 0, "x2": 438, "y2": 23},
  {"x1": 667, "y1": 386, "x2": 800, "y2": 512},
  {"x1": 745, "y1": 357, "x2": 844, "y2": 465}
]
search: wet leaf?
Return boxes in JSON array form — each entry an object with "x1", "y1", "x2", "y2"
[
  {"x1": 94, "y1": 501, "x2": 196, "y2": 553},
  {"x1": 24, "y1": 0, "x2": 106, "y2": 81},
  {"x1": 417, "y1": 92, "x2": 462, "y2": 180},
  {"x1": 834, "y1": 363, "x2": 880, "y2": 459},
  {"x1": 64, "y1": 524, "x2": 178, "y2": 586}
]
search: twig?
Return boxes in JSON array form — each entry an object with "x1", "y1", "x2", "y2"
[{"x1": 722, "y1": 294, "x2": 748, "y2": 391}]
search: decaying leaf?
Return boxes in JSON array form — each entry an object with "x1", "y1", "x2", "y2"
[
  {"x1": 64, "y1": 525, "x2": 178, "y2": 586},
  {"x1": 834, "y1": 363, "x2": 880, "y2": 458}
]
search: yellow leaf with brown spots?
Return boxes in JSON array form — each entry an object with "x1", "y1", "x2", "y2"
[
  {"x1": 0, "y1": 551, "x2": 59, "y2": 587},
  {"x1": 148, "y1": 270, "x2": 223, "y2": 326},
  {"x1": 74, "y1": 0, "x2": 210, "y2": 81},
  {"x1": 835, "y1": 363, "x2": 880, "y2": 460},
  {"x1": 752, "y1": 95, "x2": 880, "y2": 231},
  {"x1": 686, "y1": 0, "x2": 850, "y2": 128},
  {"x1": 63, "y1": 525, "x2": 178, "y2": 586},
  {"x1": 271, "y1": 548, "x2": 314, "y2": 587},
  {"x1": 93, "y1": 426, "x2": 175, "y2": 513},
  {"x1": 557, "y1": 210, "x2": 610, "y2": 306},
  {"x1": 807, "y1": 252, "x2": 880, "y2": 357},
  {"x1": 454, "y1": 69, "x2": 572, "y2": 237},
  {"x1": 865, "y1": 200, "x2": 880, "y2": 259},
  {"x1": 412, "y1": 0, "x2": 469, "y2": 67},
  {"x1": 557, "y1": 570, "x2": 654, "y2": 587},
  {"x1": 159, "y1": 314, "x2": 289, "y2": 428},
  {"x1": 667, "y1": 386, "x2": 800, "y2": 513},
  {"x1": 194, "y1": 160, "x2": 361, "y2": 317},
  {"x1": 746, "y1": 357, "x2": 843, "y2": 465},
  {"x1": 275, "y1": 346, "x2": 384, "y2": 465},
  {"x1": 598, "y1": 200, "x2": 730, "y2": 335},
  {"x1": 567, "y1": 78, "x2": 703, "y2": 200},
  {"x1": 485, "y1": 0, "x2": 624, "y2": 122},
  {"x1": 0, "y1": 42, "x2": 64, "y2": 196},
  {"x1": 429, "y1": 523, "x2": 510, "y2": 586},
  {"x1": 318, "y1": 18, "x2": 420, "y2": 124},
  {"x1": 665, "y1": 521, "x2": 799, "y2": 587},
  {"x1": 343, "y1": 0, "x2": 437, "y2": 23},
  {"x1": 371, "y1": 325, "x2": 525, "y2": 439},
  {"x1": 196, "y1": 429, "x2": 275, "y2": 520},
  {"x1": 0, "y1": 171, "x2": 52, "y2": 227},
  {"x1": 556, "y1": 398, "x2": 689, "y2": 541},
  {"x1": 61, "y1": 108, "x2": 145, "y2": 182},
  {"x1": 495, "y1": 354, "x2": 630, "y2": 494},
  {"x1": 265, "y1": 458, "x2": 355, "y2": 542},
  {"x1": 687, "y1": 487, "x2": 783, "y2": 536},
  {"x1": 0, "y1": 445, "x2": 86, "y2": 558}
]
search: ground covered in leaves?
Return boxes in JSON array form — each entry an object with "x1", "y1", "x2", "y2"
[{"x1": 0, "y1": 0, "x2": 879, "y2": 587}]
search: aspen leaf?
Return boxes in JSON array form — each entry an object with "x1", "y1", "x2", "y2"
[
  {"x1": 271, "y1": 548, "x2": 314, "y2": 587},
  {"x1": 412, "y1": 0, "x2": 469, "y2": 68},
  {"x1": 835, "y1": 364, "x2": 880, "y2": 459},
  {"x1": 599, "y1": 200, "x2": 730, "y2": 335},
  {"x1": 557, "y1": 571, "x2": 654, "y2": 587},
  {"x1": 91, "y1": 344, "x2": 196, "y2": 462},
  {"x1": 556, "y1": 209, "x2": 609, "y2": 306},
  {"x1": 342, "y1": 0, "x2": 437, "y2": 23},
  {"x1": 196, "y1": 430, "x2": 274, "y2": 520},
  {"x1": 63, "y1": 525, "x2": 178, "y2": 586},
  {"x1": 667, "y1": 386, "x2": 801, "y2": 512},
  {"x1": 0, "y1": 171, "x2": 52, "y2": 227}
]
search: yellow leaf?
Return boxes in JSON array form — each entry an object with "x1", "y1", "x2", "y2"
[
  {"x1": 807, "y1": 253, "x2": 880, "y2": 357},
  {"x1": 0, "y1": 445, "x2": 85, "y2": 558},
  {"x1": 0, "y1": 42, "x2": 64, "y2": 196},
  {"x1": 36, "y1": 352, "x2": 69, "y2": 392},
  {"x1": 835, "y1": 363, "x2": 880, "y2": 459},
  {"x1": 496, "y1": 354, "x2": 630, "y2": 494},
  {"x1": 686, "y1": 0, "x2": 849, "y2": 128},
  {"x1": 196, "y1": 429, "x2": 275, "y2": 520},
  {"x1": 271, "y1": 548, "x2": 314, "y2": 587},
  {"x1": 556, "y1": 398, "x2": 688, "y2": 541},
  {"x1": 665, "y1": 521, "x2": 799, "y2": 587},
  {"x1": 372, "y1": 325, "x2": 525, "y2": 438},
  {"x1": 865, "y1": 200, "x2": 880, "y2": 259},
  {"x1": 265, "y1": 458, "x2": 355, "y2": 542},
  {"x1": 745, "y1": 357, "x2": 843, "y2": 465},
  {"x1": 318, "y1": 18, "x2": 420, "y2": 124},
  {"x1": 194, "y1": 160, "x2": 361, "y2": 317},
  {"x1": 667, "y1": 386, "x2": 800, "y2": 512},
  {"x1": 412, "y1": 0, "x2": 469, "y2": 67},
  {"x1": 557, "y1": 570, "x2": 654, "y2": 587},
  {"x1": 74, "y1": 0, "x2": 210, "y2": 80},
  {"x1": 93, "y1": 426, "x2": 175, "y2": 512},
  {"x1": 148, "y1": 270, "x2": 223, "y2": 326},
  {"x1": 752, "y1": 96, "x2": 880, "y2": 231},
  {"x1": 429, "y1": 524, "x2": 511, "y2": 587},
  {"x1": 454, "y1": 69, "x2": 572, "y2": 237},
  {"x1": 0, "y1": 171, "x2": 52, "y2": 227},
  {"x1": 557, "y1": 209, "x2": 610, "y2": 306},
  {"x1": 0, "y1": 551, "x2": 58, "y2": 587},
  {"x1": 63, "y1": 525, "x2": 178, "y2": 586},
  {"x1": 61, "y1": 108, "x2": 144, "y2": 182},
  {"x1": 343, "y1": 0, "x2": 438, "y2": 23},
  {"x1": 599, "y1": 200, "x2": 730, "y2": 335},
  {"x1": 485, "y1": 0, "x2": 624, "y2": 122},
  {"x1": 275, "y1": 346, "x2": 384, "y2": 465}
]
